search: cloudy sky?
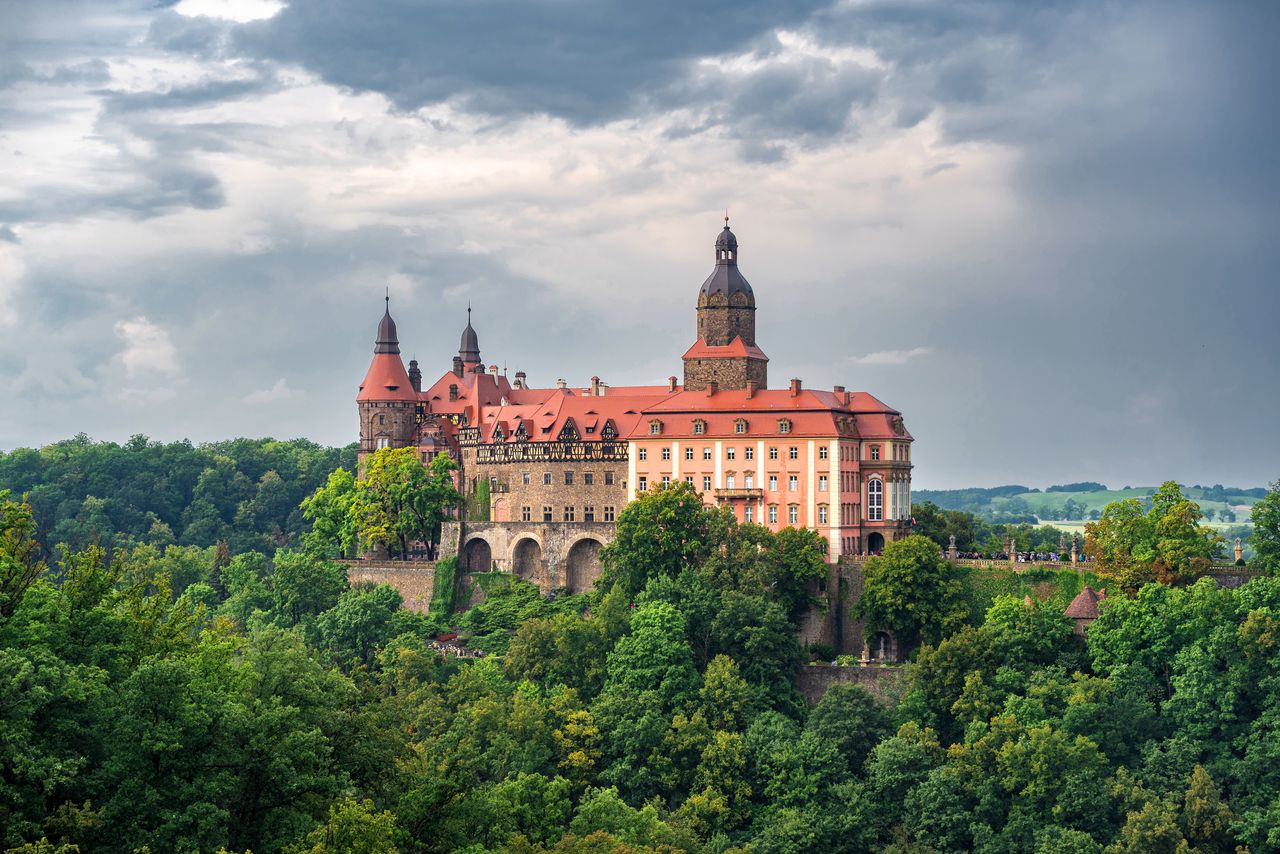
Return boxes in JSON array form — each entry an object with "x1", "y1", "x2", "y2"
[{"x1": 1, "y1": 0, "x2": 1276, "y2": 489}]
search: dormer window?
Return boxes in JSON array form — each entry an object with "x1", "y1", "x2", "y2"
[
  {"x1": 692, "y1": 419, "x2": 706, "y2": 435},
  {"x1": 777, "y1": 419, "x2": 792, "y2": 434},
  {"x1": 648, "y1": 419, "x2": 663, "y2": 436},
  {"x1": 601, "y1": 420, "x2": 617, "y2": 440},
  {"x1": 734, "y1": 418, "x2": 748, "y2": 434}
]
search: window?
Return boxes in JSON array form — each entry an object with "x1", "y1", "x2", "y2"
[
  {"x1": 604, "y1": 505, "x2": 616, "y2": 522},
  {"x1": 605, "y1": 471, "x2": 615, "y2": 485},
  {"x1": 685, "y1": 447, "x2": 694, "y2": 460},
  {"x1": 543, "y1": 506, "x2": 553, "y2": 522},
  {"x1": 661, "y1": 475, "x2": 671, "y2": 487},
  {"x1": 788, "y1": 446, "x2": 798, "y2": 460},
  {"x1": 769, "y1": 447, "x2": 779, "y2": 460},
  {"x1": 818, "y1": 505, "x2": 828, "y2": 524},
  {"x1": 584, "y1": 506, "x2": 595, "y2": 522},
  {"x1": 376, "y1": 437, "x2": 389, "y2": 449},
  {"x1": 693, "y1": 419, "x2": 706, "y2": 435},
  {"x1": 745, "y1": 472, "x2": 755, "y2": 489},
  {"x1": 522, "y1": 472, "x2": 531, "y2": 485},
  {"x1": 870, "y1": 445, "x2": 881, "y2": 461},
  {"x1": 379, "y1": 414, "x2": 385, "y2": 425},
  {"x1": 703, "y1": 476, "x2": 713, "y2": 491},
  {"x1": 734, "y1": 419, "x2": 748, "y2": 434},
  {"x1": 818, "y1": 475, "x2": 828, "y2": 492},
  {"x1": 768, "y1": 505, "x2": 778, "y2": 524},
  {"x1": 638, "y1": 476, "x2": 648, "y2": 492},
  {"x1": 650, "y1": 421, "x2": 662, "y2": 435},
  {"x1": 789, "y1": 475, "x2": 798, "y2": 492},
  {"x1": 868, "y1": 478, "x2": 883, "y2": 521},
  {"x1": 703, "y1": 447, "x2": 712, "y2": 460},
  {"x1": 522, "y1": 506, "x2": 532, "y2": 522},
  {"x1": 769, "y1": 475, "x2": 778, "y2": 491},
  {"x1": 564, "y1": 506, "x2": 575, "y2": 522},
  {"x1": 745, "y1": 446, "x2": 754, "y2": 460},
  {"x1": 819, "y1": 446, "x2": 829, "y2": 460},
  {"x1": 778, "y1": 419, "x2": 791, "y2": 434},
  {"x1": 788, "y1": 504, "x2": 799, "y2": 525},
  {"x1": 744, "y1": 505, "x2": 755, "y2": 523},
  {"x1": 726, "y1": 473, "x2": 736, "y2": 489},
  {"x1": 685, "y1": 475, "x2": 694, "y2": 486},
  {"x1": 565, "y1": 471, "x2": 574, "y2": 485},
  {"x1": 584, "y1": 472, "x2": 594, "y2": 485},
  {"x1": 662, "y1": 448, "x2": 671, "y2": 461},
  {"x1": 639, "y1": 448, "x2": 647, "y2": 461},
  {"x1": 726, "y1": 447, "x2": 736, "y2": 460},
  {"x1": 543, "y1": 472, "x2": 553, "y2": 485}
]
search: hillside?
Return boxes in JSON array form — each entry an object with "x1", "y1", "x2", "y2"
[{"x1": 915, "y1": 483, "x2": 1263, "y2": 524}]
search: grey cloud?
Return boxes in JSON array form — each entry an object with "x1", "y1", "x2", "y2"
[
  {"x1": 0, "y1": 226, "x2": 19, "y2": 244},
  {"x1": 230, "y1": 0, "x2": 832, "y2": 123}
]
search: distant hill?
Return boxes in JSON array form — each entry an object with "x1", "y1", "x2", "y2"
[{"x1": 914, "y1": 483, "x2": 1263, "y2": 524}]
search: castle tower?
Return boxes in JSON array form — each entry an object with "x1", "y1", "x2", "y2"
[
  {"x1": 682, "y1": 218, "x2": 769, "y2": 391},
  {"x1": 357, "y1": 296, "x2": 418, "y2": 458}
]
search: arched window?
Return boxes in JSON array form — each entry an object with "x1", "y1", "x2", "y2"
[
  {"x1": 867, "y1": 478, "x2": 883, "y2": 521},
  {"x1": 777, "y1": 418, "x2": 792, "y2": 434},
  {"x1": 693, "y1": 419, "x2": 706, "y2": 435},
  {"x1": 734, "y1": 418, "x2": 748, "y2": 434}
]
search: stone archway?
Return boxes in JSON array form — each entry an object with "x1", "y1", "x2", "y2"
[
  {"x1": 565, "y1": 538, "x2": 603, "y2": 594},
  {"x1": 512, "y1": 537, "x2": 543, "y2": 584},
  {"x1": 462, "y1": 537, "x2": 492, "y2": 572},
  {"x1": 492, "y1": 498, "x2": 510, "y2": 522},
  {"x1": 867, "y1": 532, "x2": 885, "y2": 555},
  {"x1": 869, "y1": 630, "x2": 898, "y2": 662}
]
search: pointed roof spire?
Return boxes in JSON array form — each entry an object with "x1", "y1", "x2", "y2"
[
  {"x1": 374, "y1": 292, "x2": 400, "y2": 354},
  {"x1": 459, "y1": 303, "x2": 481, "y2": 364}
]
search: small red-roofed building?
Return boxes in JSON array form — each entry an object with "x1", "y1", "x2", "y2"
[{"x1": 1065, "y1": 586, "x2": 1106, "y2": 635}]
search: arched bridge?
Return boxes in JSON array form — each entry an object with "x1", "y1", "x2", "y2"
[{"x1": 452, "y1": 521, "x2": 616, "y2": 595}]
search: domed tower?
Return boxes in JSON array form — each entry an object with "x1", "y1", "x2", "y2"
[
  {"x1": 357, "y1": 296, "x2": 419, "y2": 461},
  {"x1": 683, "y1": 217, "x2": 769, "y2": 391}
]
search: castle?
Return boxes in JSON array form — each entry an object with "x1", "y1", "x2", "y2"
[{"x1": 357, "y1": 219, "x2": 914, "y2": 591}]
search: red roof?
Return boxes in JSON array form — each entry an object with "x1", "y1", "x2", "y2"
[
  {"x1": 682, "y1": 337, "x2": 769, "y2": 361},
  {"x1": 357, "y1": 354, "x2": 418, "y2": 402},
  {"x1": 1065, "y1": 586, "x2": 1105, "y2": 619}
]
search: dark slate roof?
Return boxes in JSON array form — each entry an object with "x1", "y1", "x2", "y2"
[
  {"x1": 459, "y1": 313, "x2": 480, "y2": 363},
  {"x1": 700, "y1": 264, "x2": 755, "y2": 301},
  {"x1": 716, "y1": 223, "x2": 738, "y2": 249},
  {"x1": 1065, "y1": 586, "x2": 1105, "y2": 619},
  {"x1": 374, "y1": 300, "x2": 400, "y2": 354}
]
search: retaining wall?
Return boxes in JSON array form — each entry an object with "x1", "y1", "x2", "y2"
[{"x1": 796, "y1": 664, "x2": 908, "y2": 705}]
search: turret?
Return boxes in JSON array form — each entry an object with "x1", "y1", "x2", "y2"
[
  {"x1": 357, "y1": 296, "x2": 418, "y2": 457},
  {"x1": 459, "y1": 306, "x2": 481, "y2": 369}
]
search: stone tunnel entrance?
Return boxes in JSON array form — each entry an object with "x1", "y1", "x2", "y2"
[
  {"x1": 512, "y1": 537, "x2": 543, "y2": 584},
  {"x1": 462, "y1": 537, "x2": 492, "y2": 572},
  {"x1": 565, "y1": 537, "x2": 604, "y2": 594}
]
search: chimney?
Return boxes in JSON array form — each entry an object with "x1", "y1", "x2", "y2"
[
  {"x1": 591, "y1": 375, "x2": 601, "y2": 396},
  {"x1": 746, "y1": 380, "x2": 757, "y2": 399},
  {"x1": 789, "y1": 378, "x2": 802, "y2": 397},
  {"x1": 515, "y1": 371, "x2": 526, "y2": 389},
  {"x1": 448, "y1": 383, "x2": 458, "y2": 401},
  {"x1": 668, "y1": 375, "x2": 678, "y2": 392},
  {"x1": 408, "y1": 359, "x2": 422, "y2": 393},
  {"x1": 556, "y1": 378, "x2": 567, "y2": 390},
  {"x1": 833, "y1": 384, "x2": 844, "y2": 395},
  {"x1": 844, "y1": 391, "x2": 851, "y2": 407},
  {"x1": 452, "y1": 355, "x2": 463, "y2": 377},
  {"x1": 706, "y1": 381, "x2": 718, "y2": 397},
  {"x1": 489, "y1": 364, "x2": 498, "y2": 375}
]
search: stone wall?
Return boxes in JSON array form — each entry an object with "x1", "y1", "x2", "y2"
[
  {"x1": 458, "y1": 450, "x2": 628, "y2": 524},
  {"x1": 796, "y1": 664, "x2": 907, "y2": 705},
  {"x1": 344, "y1": 559, "x2": 438, "y2": 613}
]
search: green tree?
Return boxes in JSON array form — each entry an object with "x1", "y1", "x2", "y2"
[
  {"x1": 803, "y1": 683, "x2": 892, "y2": 774},
  {"x1": 1086, "y1": 482, "x2": 1221, "y2": 589},
  {"x1": 284, "y1": 797, "x2": 401, "y2": 854},
  {"x1": 0, "y1": 492, "x2": 45, "y2": 620},
  {"x1": 1250, "y1": 479, "x2": 1280, "y2": 573},
  {"x1": 599, "y1": 482, "x2": 715, "y2": 598},
  {"x1": 301, "y1": 468, "x2": 358, "y2": 558},
  {"x1": 857, "y1": 534, "x2": 966, "y2": 651},
  {"x1": 350, "y1": 449, "x2": 460, "y2": 559}
]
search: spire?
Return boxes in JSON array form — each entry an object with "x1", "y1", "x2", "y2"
[
  {"x1": 459, "y1": 304, "x2": 481, "y2": 365},
  {"x1": 374, "y1": 293, "x2": 400, "y2": 355},
  {"x1": 700, "y1": 216, "x2": 753, "y2": 302}
]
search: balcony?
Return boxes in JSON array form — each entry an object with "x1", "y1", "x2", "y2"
[{"x1": 714, "y1": 487, "x2": 764, "y2": 500}]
